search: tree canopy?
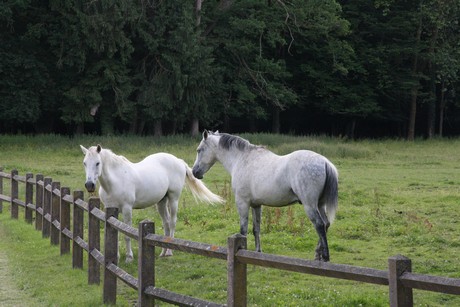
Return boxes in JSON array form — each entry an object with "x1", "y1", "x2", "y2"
[{"x1": 1, "y1": 0, "x2": 459, "y2": 138}]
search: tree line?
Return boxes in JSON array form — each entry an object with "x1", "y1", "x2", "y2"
[{"x1": 1, "y1": 0, "x2": 459, "y2": 139}]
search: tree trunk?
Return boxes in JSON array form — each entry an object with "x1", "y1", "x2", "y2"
[
  {"x1": 272, "y1": 107, "x2": 280, "y2": 133},
  {"x1": 426, "y1": 83, "x2": 436, "y2": 138},
  {"x1": 154, "y1": 120, "x2": 163, "y2": 137},
  {"x1": 426, "y1": 27, "x2": 439, "y2": 139},
  {"x1": 100, "y1": 107, "x2": 114, "y2": 135},
  {"x1": 223, "y1": 112, "x2": 230, "y2": 132},
  {"x1": 438, "y1": 81, "x2": 446, "y2": 137},
  {"x1": 347, "y1": 118, "x2": 356, "y2": 139},
  {"x1": 249, "y1": 118, "x2": 257, "y2": 132},
  {"x1": 408, "y1": 88, "x2": 418, "y2": 141},
  {"x1": 190, "y1": 118, "x2": 200, "y2": 137},
  {"x1": 137, "y1": 118, "x2": 146, "y2": 135},
  {"x1": 407, "y1": 14, "x2": 423, "y2": 141},
  {"x1": 195, "y1": 0, "x2": 202, "y2": 25},
  {"x1": 190, "y1": 0, "x2": 203, "y2": 138},
  {"x1": 75, "y1": 123, "x2": 84, "y2": 135},
  {"x1": 128, "y1": 111, "x2": 138, "y2": 134},
  {"x1": 171, "y1": 119, "x2": 177, "y2": 135}
]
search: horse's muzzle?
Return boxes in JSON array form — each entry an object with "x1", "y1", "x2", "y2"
[
  {"x1": 85, "y1": 181, "x2": 96, "y2": 193},
  {"x1": 192, "y1": 167, "x2": 204, "y2": 179}
]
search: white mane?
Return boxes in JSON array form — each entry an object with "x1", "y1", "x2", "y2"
[{"x1": 98, "y1": 147, "x2": 131, "y2": 165}]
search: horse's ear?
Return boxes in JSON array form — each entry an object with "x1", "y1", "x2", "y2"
[
  {"x1": 96, "y1": 144, "x2": 102, "y2": 153},
  {"x1": 203, "y1": 130, "x2": 209, "y2": 140},
  {"x1": 215, "y1": 130, "x2": 219, "y2": 134},
  {"x1": 80, "y1": 145, "x2": 88, "y2": 155}
]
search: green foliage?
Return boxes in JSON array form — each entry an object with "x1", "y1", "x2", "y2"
[
  {"x1": 1, "y1": 1, "x2": 460, "y2": 137},
  {"x1": 208, "y1": 0, "x2": 304, "y2": 119},
  {"x1": 145, "y1": 1, "x2": 216, "y2": 127}
]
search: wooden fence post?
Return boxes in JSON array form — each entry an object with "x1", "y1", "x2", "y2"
[
  {"x1": 42, "y1": 177, "x2": 52, "y2": 238},
  {"x1": 0, "y1": 167, "x2": 3, "y2": 213},
  {"x1": 50, "y1": 181, "x2": 60, "y2": 245},
  {"x1": 227, "y1": 234, "x2": 247, "y2": 307},
  {"x1": 88, "y1": 197, "x2": 101, "y2": 284},
  {"x1": 138, "y1": 220, "x2": 155, "y2": 307},
  {"x1": 72, "y1": 190, "x2": 84, "y2": 269},
  {"x1": 389, "y1": 255, "x2": 413, "y2": 307},
  {"x1": 35, "y1": 174, "x2": 44, "y2": 231},
  {"x1": 60, "y1": 187, "x2": 71, "y2": 255},
  {"x1": 10, "y1": 169, "x2": 18, "y2": 219},
  {"x1": 25, "y1": 173, "x2": 34, "y2": 224},
  {"x1": 104, "y1": 207, "x2": 119, "y2": 305}
]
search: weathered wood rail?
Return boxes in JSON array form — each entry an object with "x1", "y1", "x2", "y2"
[{"x1": 1, "y1": 167, "x2": 460, "y2": 306}]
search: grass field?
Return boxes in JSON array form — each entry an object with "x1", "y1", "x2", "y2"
[{"x1": 0, "y1": 133, "x2": 459, "y2": 306}]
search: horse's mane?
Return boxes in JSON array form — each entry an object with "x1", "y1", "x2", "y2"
[
  {"x1": 100, "y1": 148, "x2": 131, "y2": 164},
  {"x1": 217, "y1": 133, "x2": 260, "y2": 152}
]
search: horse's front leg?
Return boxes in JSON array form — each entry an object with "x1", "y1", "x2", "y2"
[
  {"x1": 252, "y1": 206, "x2": 262, "y2": 252},
  {"x1": 236, "y1": 197, "x2": 250, "y2": 243},
  {"x1": 122, "y1": 205, "x2": 134, "y2": 263}
]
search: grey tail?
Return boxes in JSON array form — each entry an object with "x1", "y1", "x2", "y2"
[{"x1": 322, "y1": 162, "x2": 339, "y2": 224}]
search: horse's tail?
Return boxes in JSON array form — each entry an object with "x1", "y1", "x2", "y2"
[
  {"x1": 322, "y1": 161, "x2": 339, "y2": 224},
  {"x1": 184, "y1": 163, "x2": 225, "y2": 204}
]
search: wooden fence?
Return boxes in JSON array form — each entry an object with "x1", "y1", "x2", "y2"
[{"x1": 1, "y1": 167, "x2": 460, "y2": 306}]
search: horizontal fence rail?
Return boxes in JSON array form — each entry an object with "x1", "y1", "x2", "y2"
[
  {"x1": 0, "y1": 168, "x2": 459, "y2": 306},
  {"x1": 236, "y1": 249, "x2": 390, "y2": 284}
]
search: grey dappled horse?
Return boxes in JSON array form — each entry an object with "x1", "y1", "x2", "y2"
[{"x1": 192, "y1": 131, "x2": 338, "y2": 261}]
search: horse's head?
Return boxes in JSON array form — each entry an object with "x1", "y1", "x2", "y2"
[
  {"x1": 80, "y1": 144, "x2": 103, "y2": 193},
  {"x1": 192, "y1": 130, "x2": 219, "y2": 179}
]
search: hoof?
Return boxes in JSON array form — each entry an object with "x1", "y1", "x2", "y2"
[
  {"x1": 314, "y1": 252, "x2": 329, "y2": 262},
  {"x1": 125, "y1": 255, "x2": 134, "y2": 264},
  {"x1": 159, "y1": 249, "x2": 173, "y2": 257}
]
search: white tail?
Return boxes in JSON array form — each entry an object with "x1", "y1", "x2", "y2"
[{"x1": 184, "y1": 164, "x2": 225, "y2": 204}]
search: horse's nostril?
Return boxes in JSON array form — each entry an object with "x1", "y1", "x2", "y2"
[{"x1": 85, "y1": 182, "x2": 95, "y2": 192}]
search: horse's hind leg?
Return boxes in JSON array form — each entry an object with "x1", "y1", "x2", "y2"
[
  {"x1": 157, "y1": 196, "x2": 172, "y2": 257},
  {"x1": 314, "y1": 205, "x2": 330, "y2": 261},
  {"x1": 252, "y1": 206, "x2": 262, "y2": 252},
  {"x1": 302, "y1": 202, "x2": 330, "y2": 262},
  {"x1": 165, "y1": 194, "x2": 179, "y2": 257}
]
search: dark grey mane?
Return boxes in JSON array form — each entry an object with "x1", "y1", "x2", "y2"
[{"x1": 218, "y1": 133, "x2": 258, "y2": 151}]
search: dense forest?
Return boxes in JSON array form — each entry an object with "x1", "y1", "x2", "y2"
[{"x1": 1, "y1": 0, "x2": 459, "y2": 139}]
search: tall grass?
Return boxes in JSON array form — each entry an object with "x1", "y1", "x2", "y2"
[{"x1": 0, "y1": 134, "x2": 459, "y2": 306}]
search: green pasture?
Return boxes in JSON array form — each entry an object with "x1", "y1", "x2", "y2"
[{"x1": 0, "y1": 134, "x2": 459, "y2": 306}]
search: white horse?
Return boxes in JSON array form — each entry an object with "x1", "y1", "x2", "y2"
[
  {"x1": 192, "y1": 131, "x2": 338, "y2": 262},
  {"x1": 80, "y1": 144, "x2": 223, "y2": 262}
]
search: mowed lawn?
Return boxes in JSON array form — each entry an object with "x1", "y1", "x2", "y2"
[{"x1": 0, "y1": 134, "x2": 459, "y2": 306}]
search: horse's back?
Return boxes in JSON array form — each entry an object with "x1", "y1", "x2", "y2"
[
  {"x1": 247, "y1": 149, "x2": 331, "y2": 175},
  {"x1": 136, "y1": 152, "x2": 186, "y2": 182},
  {"x1": 233, "y1": 149, "x2": 335, "y2": 206},
  {"x1": 131, "y1": 153, "x2": 187, "y2": 207},
  {"x1": 284, "y1": 150, "x2": 337, "y2": 182}
]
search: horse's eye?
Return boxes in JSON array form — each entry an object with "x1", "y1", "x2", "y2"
[
  {"x1": 197, "y1": 149, "x2": 201, "y2": 153},
  {"x1": 83, "y1": 162, "x2": 86, "y2": 166},
  {"x1": 96, "y1": 162, "x2": 100, "y2": 167}
]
